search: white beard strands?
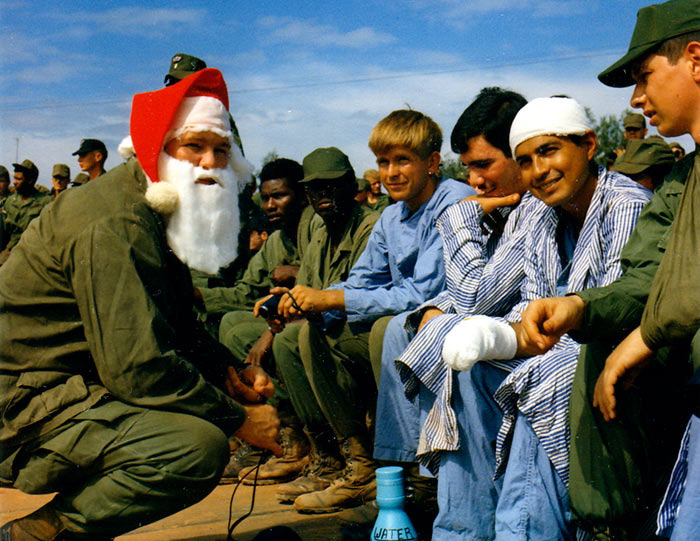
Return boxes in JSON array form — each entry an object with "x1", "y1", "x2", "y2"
[{"x1": 154, "y1": 152, "x2": 241, "y2": 274}]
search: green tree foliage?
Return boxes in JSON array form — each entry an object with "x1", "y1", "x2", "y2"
[
  {"x1": 589, "y1": 109, "x2": 631, "y2": 167},
  {"x1": 440, "y1": 156, "x2": 467, "y2": 181}
]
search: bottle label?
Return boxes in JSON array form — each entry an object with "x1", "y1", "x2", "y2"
[{"x1": 372, "y1": 527, "x2": 416, "y2": 540}]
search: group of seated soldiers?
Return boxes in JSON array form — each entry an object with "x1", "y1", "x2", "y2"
[{"x1": 2, "y1": 2, "x2": 700, "y2": 539}]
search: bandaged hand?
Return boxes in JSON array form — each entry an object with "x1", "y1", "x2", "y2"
[{"x1": 442, "y1": 315, "x2": 518, "y2": 371}]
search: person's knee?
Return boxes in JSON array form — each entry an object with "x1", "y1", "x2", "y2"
[{"x1": 177, "y1": 418, "x2": 230, "y2": 480}]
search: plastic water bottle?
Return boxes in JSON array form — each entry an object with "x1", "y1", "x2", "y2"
[{"x1": 371, "y1": 466, "x2": 417, "y2": 541}]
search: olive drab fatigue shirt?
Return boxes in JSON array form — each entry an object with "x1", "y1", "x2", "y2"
[
  {"x1": 0, "y1": 158, "x2": 247, "y2": 451},
  {"x1": 295, "y1": 203, "x2": 379, "y2": 291},
  {"x1": 1, "y1": 189, "x2": 51, "y2": 250}
]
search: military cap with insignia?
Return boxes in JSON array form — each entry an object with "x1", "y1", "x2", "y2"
[{"x1": 164, "y1": 53, "x2": 207, "y2": 86}]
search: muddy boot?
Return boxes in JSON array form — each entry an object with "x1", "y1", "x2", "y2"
[
  {"x1": 293, "y1": 433, "x2": 376, "y2": 514},
  {"x1": 0, "y1": 502, "x2": 103, "y2": 541},
  {"x1": 238, "y1": 425, "x2": 310, "y2": 485},
  {"x1": 276, "y1": 426, "x2": 344, "y2": 504}
]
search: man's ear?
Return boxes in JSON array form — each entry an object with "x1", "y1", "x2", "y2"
[
  {"x1": 428, "y1": 151, "x2": 441, "y2": 175},
  {"x1": 583, "y1": 130, "x2": 598, "y2": 162},
  {"x1": 685, "y1": 42, "x2": 700, "y2": 82},
  {"x1": 94, "y1": 151, "x2": 104, "y2": 164}
]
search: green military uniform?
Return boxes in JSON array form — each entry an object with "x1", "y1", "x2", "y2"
[
  {"x1": 273, "y1": 204, "x2": 379, "y2": 430},
  {"x1": 1, "y1": 189, "x2": 51, "y2": 250},
  {"x1": 568, "y1": 152, "x2": 696, "y2": 530},
  {"x1": 214, "y1": 205, "x2": 321, "y2": 359},
  {"x1": 203, "y1": 205, "x2": 319, "y2": 315},
  {"x1": 0, "y1": 158, "x2": 246, "y2": 535},
  {"x1": 367, "y1": 193, "x2": 391, "y2": 212}
]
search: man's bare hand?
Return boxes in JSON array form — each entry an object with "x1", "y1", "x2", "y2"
[
  {"x1": 271, "y1": 265, "x2": 300, "y2": 287},
  {"x1": 519, "y1": 295, "x2": 584, "y2": 352},
  {"x1": 277, "y1": 286, "x2": 344, "y2": 320},
  {"x1": 418, "y1": 308, "x2": 444, "y2": 332},
  {"x1": 593, "y1": 327, "x2": 653, "y2": 422},
  {"x1": 234, "y1": 404, "x2": 283, "y2": 457},
  {"x1": 246, "y1": 331, "x2": 275, "y2": 367},
  {"x1": 463, "y1": 193, "x2": 521, "y2": 214},
  {"x1": 223, "y1": 365, "x2": 274, "y2": 403}
]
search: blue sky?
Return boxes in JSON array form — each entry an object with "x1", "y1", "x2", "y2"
[{"x1": 1, "y1": 0, "x2": 691, "y2": 187}]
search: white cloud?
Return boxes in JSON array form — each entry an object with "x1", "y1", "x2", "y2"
[
  {"x1": 257, "y1": 16, "x2": 396, "y2": 48},
  {"x1": 60, "y1": 7, "x2": 205, "y2": 37}
]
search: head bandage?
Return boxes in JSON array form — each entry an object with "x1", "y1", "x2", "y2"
[{"x1": 509, "y1": 97, "x2": 591, "y2": 156}]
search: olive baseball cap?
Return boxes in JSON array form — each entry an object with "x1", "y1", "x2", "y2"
[
  {"x1": 612, "y1": 137, "x2": 674, "y2": 175},
  {"x1": 623, "y1": 113, "x2": 646, "y2": 129},
  {"x1": 52, "y1": 164, "x2": 70, "y2": 178},
  {"x1": 301, "y1": 147, "x2": 355, "y2": 183},
  {"x1": 72, "y1": 139, "x2": 107, "y2": 156},
  {"x1": 12, "y1": 159, "x2": 39, "y2": 180},
  {"x1": 599, "y1": 0, "x2": 700, "y2": 87},
  {"x1": 0, "y1": 165, "x2": 8, "y2": 181},
  {"x1": 164, "y1": 53, "x2": 207, "y2": 85},
  {"x1": 356, "y1": 177, "x2": 370, "y2": 191}
]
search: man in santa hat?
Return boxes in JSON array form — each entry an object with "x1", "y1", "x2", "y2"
[{"x1": 0, "y1": 68, "x2": 282, "y2": 540}]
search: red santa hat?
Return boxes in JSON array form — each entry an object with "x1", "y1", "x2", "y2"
[{"x1": 123, "y1": 68, "x2": 231, "y2": 184}]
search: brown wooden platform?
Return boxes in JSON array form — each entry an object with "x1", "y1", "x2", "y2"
[{"x1": 0, "y1": 484, "x2": 362, "y2": 540}]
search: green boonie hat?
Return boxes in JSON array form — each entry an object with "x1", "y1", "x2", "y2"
[
  {"x1": 599, "y1": 0, "x2": 700, "y2": 87},
  {"x1": 72, "y1": 172, "x2": 89, "y2": 186},
  {"x1": 12, "y1": 159, "x2": 39, "y2": 179},
  {"x1": 356, "y1": 177, "x2": 370, "y2": 191},
  {"x1": 300, "y1": 147, "x2": 354, "y2": 183},
  {"x1": 52, "y1": 164, "x2": 70, "y2": 178},
  {"x1": 612, "y1": 137, "x2": 675, "y2": 175},
  {"x1": 0, "y1": 165, "x2": 8, "y2": 180},
  {"x1": 623, "y1": 113, "x2": 646, "y2": 129},
  {"x1": 165, "y1": 53, "x2": 207, "y2": 85},
  {"x1": 72, "y1": 139, "x2": 107, "y2": 156}
]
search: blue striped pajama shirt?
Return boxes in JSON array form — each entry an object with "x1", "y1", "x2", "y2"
[
  {"x1": 493, "y1": 168, "x2": 651, "y2": 485},
  {"x1": 396, "y1": 192, "x2": 547, "y2": 468}
]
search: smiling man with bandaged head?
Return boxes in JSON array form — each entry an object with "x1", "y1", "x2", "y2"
[{"x1": 440, "y1": 95, "x2": 652, "y2": 538}]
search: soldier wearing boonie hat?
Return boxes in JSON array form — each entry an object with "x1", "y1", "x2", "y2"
[
  {"x1": 612, "y1": 137, "x2": 675, "y2": 190},
  {"x1": 1, "y1": 159, "x2": 51, "y2": 257}
]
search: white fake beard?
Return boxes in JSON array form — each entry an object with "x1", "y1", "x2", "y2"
[{"x1": 156, "y1": 153, "x2": 241, "y2": 274}]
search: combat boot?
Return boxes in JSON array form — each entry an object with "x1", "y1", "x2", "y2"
[
  {"x1": 238, "y1": 425, "x2": 310, "y2": 485},
  {"x1": 0, "y1": 503, "x2": 110, "y2": 541},
  {"x1": 219, "y1": 442, "x2": 264, "y2": 484},
  {"x1": 276, "y1": 426, "x2": 344, "y2": 503},
  {"x1": 293, "y1": 433, "x2": 376, "y2": 514}
]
